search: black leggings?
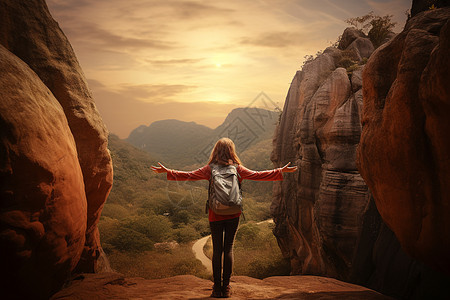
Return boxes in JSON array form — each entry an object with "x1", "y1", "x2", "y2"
[{"x1": 209, "y1": 217, "x2": 240, "y2": 287}]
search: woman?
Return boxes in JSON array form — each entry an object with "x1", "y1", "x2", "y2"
[{"x1": 151, "y1": 137, "x2": 296, "y2": 298}]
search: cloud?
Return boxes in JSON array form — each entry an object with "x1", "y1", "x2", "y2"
[
  {"x1": 116, "y1": 83, "x2": 197, "y2": 102},
  {"x1": 240, "y1": 31, "x2": 308, "y2": 48},
  {"x1": 145, "y1": 58, "x2": 205, "y2": 66},
  {"x1": 46, "y1": 0, "x2": 91, "y2": 11},
  {"x1": 48, "y1": 0, "x2": 235, "y2": 26},
  {"x1": 48, "y1": 0, "x2": 177, "y2": 52},
  {"x1": 169, "y1": 1, "x2": 235, "y2": 19},
  {"x1": 67, "y1": 22, "x2": 177, "y2": 50},
  {"x1": 47, "y1": 0, "x2": 240, "y2": 60},
  {"x1": 88, "y1": 80, "x2": 196, "y2": 103},
  {"x1": 89, "y1": 81, "x2": 238, "y2": 138}
]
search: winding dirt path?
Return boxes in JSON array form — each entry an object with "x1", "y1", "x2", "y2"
[
  {"x1": 257, "y1": 219, "x2": 274, "y2": 225},
  {"x1": 192, "y1": 235, "x2": 212, "y2": 273}
]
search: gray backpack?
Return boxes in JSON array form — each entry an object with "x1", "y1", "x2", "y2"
[{"x1": 206, "y1": 164, "x2": 242, "y2": 215}]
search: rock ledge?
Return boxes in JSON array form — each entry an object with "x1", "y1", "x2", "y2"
[{"x1": 51, "y1": 273, "x2": 391, "y2": 299}]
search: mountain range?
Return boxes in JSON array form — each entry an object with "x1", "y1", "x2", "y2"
[{"x1": 126, "y1": 107, "x2": 280, "y2": 168}]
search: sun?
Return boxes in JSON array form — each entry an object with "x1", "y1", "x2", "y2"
[{"x1": 215, "y1": 63, "x2": 222, "y2": 68}]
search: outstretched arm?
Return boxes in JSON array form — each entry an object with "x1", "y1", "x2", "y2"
[
  {"x1": 151, "y1": 162, "x2": 170, "y2": 174},
  {"x1": 151, "y1": 162, "x2": 169, "y2": 173},
  {"x1": 280, "y1": 162, "x2": 297, "y2": 173},
  {"x1": 151, "y1": 162, "x2": 210, "y2": 181},
  {"x1": 238, "y1": 162, "x2": 297, "y2": 181}
]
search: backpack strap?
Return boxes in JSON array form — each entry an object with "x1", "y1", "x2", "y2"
[
  {"x1": 206, "y1": 167, "x2": 213, "y2": 214},
  {"x1": 234, "y1": 165, "x2": 245, "y2": 220},
  {"x1": 205, "y1": 164, "x2": 216, "y2": 214}
]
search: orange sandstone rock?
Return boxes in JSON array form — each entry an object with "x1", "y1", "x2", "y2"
[
  {"x1": 0, "y1": 0, "x2": 113, "y2": 298},
  {"x1": 0, "y1": 0, "x2": 113, "y2": 273},
  {"x1": 357, "y1": 8, "x2": 450, "y2": 275},
  {"x1": 271, "y1": 27, "x2": 373, "y2": 279},
  {"x1": 50, "y1": 273, "x2": 391, "y2": 300},
  {"x1": 0, "y1": 44, "x2": 87, "y2": 298}
]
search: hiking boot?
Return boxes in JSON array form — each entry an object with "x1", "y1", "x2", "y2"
[
  {"x1": 222, "y1": 285, "x2": 232, "y2": 298},
  {"x1": 210, "y1": 284, "x2": 222, "y2": 298}
]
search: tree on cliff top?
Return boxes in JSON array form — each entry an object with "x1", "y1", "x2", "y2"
[{"x1": 345, "y1": 12, "x2": 396, "y2": 48}]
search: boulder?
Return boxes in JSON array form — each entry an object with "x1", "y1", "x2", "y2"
[
  {"x1": 338, "y1": 27, "x2": 366, "y2": 50},
  {"x1": 0, "y1": 45, "x2": 87, "y2": 299},
  {"x1": 350, "y1": 66, "x2": 364, "y2": 92},
  {"x1": 347, "y1": 37, "x2": 375, "y2": 61},
  {"x1": 0, "y1": 0, "x2": 113, "y2": 273}
]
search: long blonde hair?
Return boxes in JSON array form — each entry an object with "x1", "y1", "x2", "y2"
[{"x1": 207, "y1": 138, "x2": 242, "y2": 166}]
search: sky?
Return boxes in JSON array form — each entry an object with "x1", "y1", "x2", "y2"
[{"x1": 46, "y1": 0, "x2": 411, "y2": 138}]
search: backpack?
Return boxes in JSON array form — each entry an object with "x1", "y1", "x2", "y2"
[{"x1": 206, "y1": 164, "x2": 243, "y2": 215}]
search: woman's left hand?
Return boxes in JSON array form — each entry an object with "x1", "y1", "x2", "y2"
[
  {"x1": 280, "y1": 162, "x2": 297, "y2": 173},
  {"x1": 151, "y1": 162, "x2": 170, "y2": 174}
]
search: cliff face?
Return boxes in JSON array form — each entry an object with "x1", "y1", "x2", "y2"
[
  {"x1": 357, "y1": 7, "x2": 450, "y2": 275},
  {"x1": 271, "y1": 27, "x2": 372, "y2": 280},
  {"x1": 0, "y1": 0, "x2": 113, "y2": 298},
  {"x1": 272, "y1": 7, "x2": 450, "y2": 299}
]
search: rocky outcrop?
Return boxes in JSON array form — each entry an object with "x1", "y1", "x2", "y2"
[
  {"x1": 271, "y1": 27, "x2": 372, "y2": 280},
  {"x1": 0, "y1": 0, "x2": 113, "y2": 298},
  {"x1": 357, "y1": 7, "x2": 450, "y2": 275},
  {"x1": 272, "y1": 11, "x2": 450, "y2": 299},
  {"x1": 338, "y1": 27, "x2": 366, "y2": 50},
  {"x1": 50, "y1": 273, "x2": 390, "y2": 299}
]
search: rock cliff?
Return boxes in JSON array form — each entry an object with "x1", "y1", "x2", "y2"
[
  {"x1": 271, "y1": 27, "x2": 372, "y2": 280},
  {"x1": 357, "y1": 7, "x2": 450, "y2": 275},
  {"x1": 272, "y1": 7, "x2": 450, "y2": 299},
  {"x1": 0, "y1": 0, "x2": 113, "y2": 298}
]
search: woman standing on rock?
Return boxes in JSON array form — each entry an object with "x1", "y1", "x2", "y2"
[{"x1": 152, "y1": 137, "x2": 296, "y2": 298}]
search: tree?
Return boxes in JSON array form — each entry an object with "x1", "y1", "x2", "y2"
[
  {"x1": 345, "y1": 11, "x2": 374, "y2": 34},
  {"x1": 368, "y1": 15, "x2": 397, "y2": 48},
  {"x1": 109, "y1": 227, "x2": 153, "y2": 252},
  {"x1": 345, "y1": 12, "x2": 397, "y2": 49},
  {"x1": 123, "y1": 214, "x2": 173, "y2": 243}
]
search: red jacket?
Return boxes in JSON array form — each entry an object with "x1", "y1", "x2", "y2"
[{"x1": 167, "y1": 164, "x2": 283, "y2": 222}]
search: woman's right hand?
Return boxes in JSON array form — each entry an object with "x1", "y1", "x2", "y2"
[
  {"x1": 151, "y1": 162, "x2": 170, "y2": 174},
  {"x1": 280, "y1": 162, "x2": 297, "y2": 173}
]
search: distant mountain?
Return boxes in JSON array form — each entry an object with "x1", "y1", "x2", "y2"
[
  {"x1": 213, "y1": 107, "x2": 279, "y2": 147},
  {"x1": 127, "y1": 119, "x2": 213, "y2": 168},
  {"x1": 126, "y1": 108, "x2": 280, "y2": 168}
]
